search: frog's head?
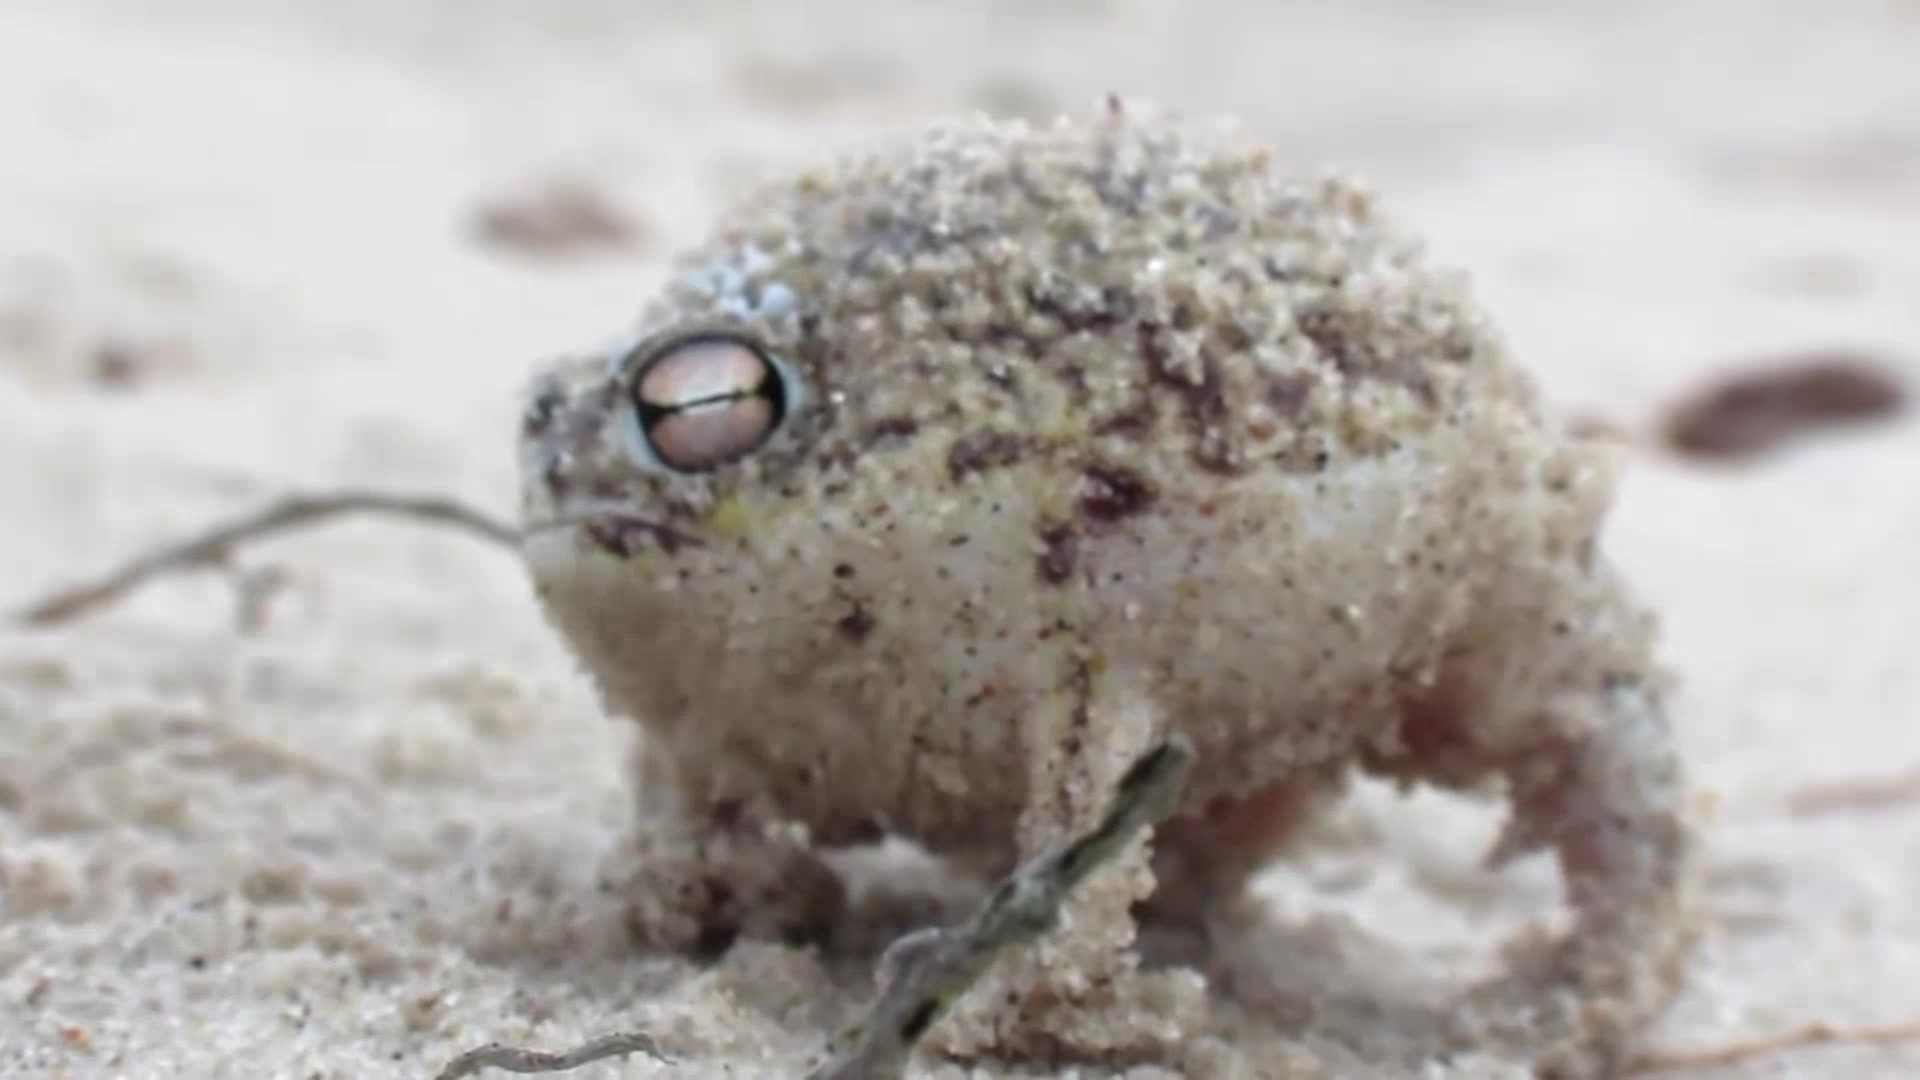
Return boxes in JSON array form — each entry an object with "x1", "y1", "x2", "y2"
[
  {"x1": 512, "y1": 190, "x2": 1087, "y2": 770},
  {"x1": 516, "y1": 316, "x2": 814, "y2": 561}
]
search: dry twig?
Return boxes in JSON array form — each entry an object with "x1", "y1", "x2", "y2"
[
  {"x1": 1630, "y1": 1014, "x2": 1920, "y2": 1073},
  {"x1": 10, "y1": 491, "x2": 520, "y2": 628},
  {"x1": 427, "y1": 736, "x2": 1196, "y2": 1080},
  {"x1": 433, "y1": 1032, "x2": 672, "y2": 1080},
  {"x1": 472, "y1": 178, "x2": 647, "y2": 259},
  {"x1": 1784, "y1": 763, "x2": 1920, "y2": 816}
]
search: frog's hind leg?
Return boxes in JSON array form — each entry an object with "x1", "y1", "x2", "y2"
[
  {"x1": 1462, "y1": 672, "x2": 1695, "y2": 1078},
  {"x1": 1366, "y1": 568, "x2": 1698, "y2": 1079}
]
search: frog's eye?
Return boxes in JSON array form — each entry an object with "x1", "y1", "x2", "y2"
[{"x1": 628, "y1": 335, "x2": 795, "y2": 473}]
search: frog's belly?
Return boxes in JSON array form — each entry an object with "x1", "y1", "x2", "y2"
[
  {"x1": 847, "y1": 461, "x2": 1500, "y2": 851},
  {"x1": 1075, "y1": 454, "x2": 1503, "y2": 810}
]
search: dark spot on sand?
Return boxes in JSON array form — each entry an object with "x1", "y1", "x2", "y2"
[
  {"x1": 1138, "y1": 321, "x2": 1240, "y2": 474},
  {"x1": 1055, "y1": 362, "x2": 1091, "y2": 400},
  {"x1": 1210, "y1": 319, "x2": 1254, "y2": 355},
  {"x1": 1197, "y1": 204, "x2": 1242, "y2": 241},
  {"x1": 1036, "y1": 522, "x2": 1079, "y2": 585},
  {"x1": 973, "y1": 282, "x2": 1127, "y2": 367},
  {"x1": 1295, "y1": 303, "x2": 1439, "y2": 402},
  {"x1": 1662, "y1": 350, "x2": 1907, "y2": 459},
  {"x1": 1274, "y1": 439, "x2": 1333, "y2": 475},
  {"x1": 863, "y1": 415, "x2": 921, "y2": 444},
  {"x1": 983, "y1": 362, "x2": 1021, "y2": 397},
  {"x1": 1063, "y1": 655, "x2": 1094, "y2": 754},
  {"x1": 947, "y1": 429, "x2": 1029, "y2": 481},
  {"x1": 1296, "y1": 306, "x2": 1364, "y2": 375},
  {"x1": 824, "y1": 415, "x2": 921, "y2": 472},
  {"x1": 1262, "y1": 255, "x2": 1304, "y2": 283},
  {"x1": 472, "y1": 178, "x2": 645, "y2": 260},
  {"x1": 836, "y1": 601, "x2": 876, "y2": 643},
  {"x1": 88, "y1": 339, "x2": 177, "y2": 391},
  {"x1": 1264, "y1": 372, "x2": 1313, "y2": 419},
  {"x1": 1078, "y1": 460, "x2": 1157, "y2": 523},
  {"x1": 1092, "y1": 396, "x2": 1158, "y2": 440},
  {"x1": 1027, "y1": 282, "x2": 1127, "y2": 338}
]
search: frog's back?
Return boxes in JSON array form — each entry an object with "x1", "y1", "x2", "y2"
[{"x1": 641, "y1": 101, "x2": 1539, "y2": 494}]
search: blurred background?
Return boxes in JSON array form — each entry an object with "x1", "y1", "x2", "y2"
[{"x1": 1, "y1": 1, "x2": 1917, "y2": 1076}]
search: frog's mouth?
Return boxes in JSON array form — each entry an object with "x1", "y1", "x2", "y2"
[{"x1": 522, "y1": 500, "x2": 706, "y2": 559}]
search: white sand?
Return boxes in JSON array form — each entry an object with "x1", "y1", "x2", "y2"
[{"x1": 3, "y1": 1, "x2": 1918, "y2": 1076}]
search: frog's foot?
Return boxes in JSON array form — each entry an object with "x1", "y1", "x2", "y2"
[
  {"x1": 926, "y1": 823, "x2": 1208, "y2": 1064},
  {"x1": 938, "y1": 960, "x2": 1208, "y2": 1064},
  {"x1": 602, "y1": 794, "x2": 845, "y2": 956}
]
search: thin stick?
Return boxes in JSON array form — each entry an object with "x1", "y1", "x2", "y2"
[
  {"x1": 1784, "y1": 763, "x2": 1920, "y2": 816},
  {"x1": 433, "y1": 1032, "x2": 672, "y2": 1080},
  {"x1": 11, "y1": 492, "x2": 520, "y2": 628},
  {"x1": 806, "y1": 735, "x2": 1196, "y2": 1080},
  {"x1": 1629, "y1": 1014, "x2": 1920, "y2": 1073}
]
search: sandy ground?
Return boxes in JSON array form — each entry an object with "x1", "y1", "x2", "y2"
[{"x1": 3, "y1": 0, "x2": 1919, "y2": 1076}]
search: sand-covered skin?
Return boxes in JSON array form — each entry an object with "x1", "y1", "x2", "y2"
[
  {"x1": 3, "y1": 1, "x2": 1919, "y2": 1078},
  {"x1": 518, "y1": 103, "x2": 1692, "y2": 1076}
]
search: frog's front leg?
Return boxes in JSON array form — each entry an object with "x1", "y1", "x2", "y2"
[
  {"x1": 928, "y1": 658, "x2": 1207, "y2": 1062},
  {"x1": 603, "y1": 739, "x2": 846, "y2": 956}
]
